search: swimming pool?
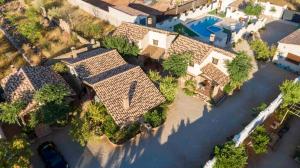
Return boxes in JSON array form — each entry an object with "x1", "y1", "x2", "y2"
[{"x1": 187, "y1": 16, "x2": 222, "y2": 38}]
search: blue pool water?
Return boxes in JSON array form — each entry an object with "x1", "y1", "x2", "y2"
[{"x1": 188, "y1": 16, "x2": 222, "y2": 37}]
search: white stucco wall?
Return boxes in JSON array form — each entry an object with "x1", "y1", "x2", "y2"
[
  {"x1": 187, "y1": 50, "x2": 233, "y2": 76},
  {"x1": 220, "y1": 0, "x2": 236, "y2": 12},
  {"x1": 258, "y1": 2, "x2": 286, "y2": 19},
  {"x1": 108, "y1": 7, "x2": 144, "y2": 26},
  {"x1": 67, "y1": 0, "x2": 146, "y2": 26},
  {"x1": 273, "y1": 43, "x2": 300, "y2": 72}
]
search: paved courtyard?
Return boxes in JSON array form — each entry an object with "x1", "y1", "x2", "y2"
[
  {"x1": 86, "y1": 63, "x2": 296, "y2": 168},
  {"x1": 31, "y1": 127, "x2": 100, "y2": 168},
  {"x1": 259, "y1": 20, "x2": 298, "y2": 46}
]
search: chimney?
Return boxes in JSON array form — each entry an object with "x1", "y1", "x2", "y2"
[
  {"x1": 71, "y1": 47, "x2": 77, "y2": 58},
  {"x1": 123, "y1": 95, "x2": 130, "y2": 109},
  {"x1": 209, "y1": 34, "x2": 215, "y2": 44},
  {"x1": 10, "y1": 65, "x2": 17, "y2": 72}
]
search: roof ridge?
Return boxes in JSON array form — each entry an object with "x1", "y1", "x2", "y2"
[
  {"x1": 73, "y1": 49, "x2": 119, "y2": 65},
  {"x1": 19, "y1": 67, "x2": 38, "y2": 91}
]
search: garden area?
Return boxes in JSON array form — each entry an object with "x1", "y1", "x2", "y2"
[
  {"x1": 0, "y1": 32, "x2": 26, "y2": 80},
  {"x1": 0, "y1": 0, "x2": 114, "y2": 64}
]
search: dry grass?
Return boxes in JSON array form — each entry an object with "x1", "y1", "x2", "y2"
[{"x1": 0, "y1": 33, "x2": 26, "y2": 80}]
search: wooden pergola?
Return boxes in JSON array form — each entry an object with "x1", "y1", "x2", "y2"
[{"x1": 280, "y1": 103, "x2": 300, "y2": 124}]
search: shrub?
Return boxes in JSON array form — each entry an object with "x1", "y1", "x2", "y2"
[
  {"x1": 148, "y1": 70, "x2": 161, "y2": 83},
  {"x1": 184, "y1": 79, "x2": 196, "y2": 96},
  {"x1": 0, "y1": 100, "x2": 26, "y2": 125},
  {"x1": 252, "y1": 102, "x2": 267, "y2": 116},
  {"x1": 0, "y1": 136, "x2": 32, "y2": 168},
  {"x1": 111, "y1": 122, "x2": 140, "y2": 144},
  {"x1": 250, "y1": 39, "x2": 276, "y2": 61},
  {"x1": 280, "y1": 80, "x2": 300, "y2": 108},
  {"x1": 214, "y1": 141, "x2": 248, "y2": 168},
  {"x1": 101, "y1": 115, "x2": 119, "y2": 139},
  {"x1": 244, "y1": 3, "x2": 264, "y2": 16},
  {"x1": 0, "y1": 0, "x2": 5, "y2": 5},
  {"x1": 52, "y1": 62, "x2": 69, "y2": 73},
  {"x1": 163, "y1": 52, "x2": 192, "y2": 77},
  {"x1": 102, "y1": 36, "x2": 139, "y2": 57},
  {"x1": 34, "y1": 84, "x2": 71, "y2": 104},
  {"x1": 144, "y1": 105, "x2": 167, "y2": 127},
  {"x1": 69, "y1": 117, "x2": 93, "y2": 146},
  {"x1": 251, "y1": 126, "x2": 270, "y2": 154},
  {"x1": 159, "y1": 76, "x2": 178, "y2": 102},
  {"x1": 17, "y1": 21, "x2": 42, "y2": 43}
]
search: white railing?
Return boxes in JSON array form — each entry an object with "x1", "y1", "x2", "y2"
[{"x1": 204, "y1": 76, "x2": 300, "y2": 168}]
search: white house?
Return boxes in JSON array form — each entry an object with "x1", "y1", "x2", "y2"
[
  {"x1": 113, "y1": 23, "x2": 236, "y2": 101},
  {"x1": 113, "y1": 22, "x2": 178, "y2": 60},
  {"x1": 67, "y1": 0, "x2": 150, "y2": 26},
  {"x1": 273, "y1": 29, "x2": 300, "y2": 73}
]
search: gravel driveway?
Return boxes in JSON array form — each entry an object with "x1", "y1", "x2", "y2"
[{"x1": 85, "y1": 63, "x2": 296, "y2": 168}]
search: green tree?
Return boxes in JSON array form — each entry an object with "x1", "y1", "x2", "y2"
[
  {"x1": 69, "y1": 117, "x2": 93, "y2": 146},
  {"x1": 38, "y1": 102, "x2": 70, "y2": 124},
  {"x1": 183, "y1": 79, "x2": 196, "y2": 96},
  {"x1": 0, "y1": 100, "x2": 26, "y2": 125},
  {"x1": 244, "y1": 2, "x2": 264, "y2": 16},
  {"x1": 52, "y1": 62, "x2": 69, "y2": 74},
  {"x1": 0, "y1": 137, "x2": 32, "y2": 168},
  {"x1": 214, "y1": 141, "x2": 248, "y2": 168},
  {"x1": 251, "y1": 126, "x2": 270, "y2": 154},
  {"x1": 280, "y1": 80, "x2": 300, "y2": 107},
  {"x1": 159, "y1": 76, "x2": 178, "y2": 102},
  {"x1": 17, "y1": 21, "x2": 42, "y2": 43},
  {"x1": 0, "y1": 0, "x2": 5, "y2": 5},
  {"x1": 144, "y1": 105, "x2": 167, "y2": 127},
  {"x1": 250, "y1": 39, "x2": 276, "y2": 60},
  {"x1": 163, "y1": 52, "x2": 192, "y2": 77},
  {"x1": 34, "y1": 84, "x2": 70, "y2": 104},
  {"x1": 226, "y1": 52, "x2": 252, "y2": 92},
  {"x1": 102, "y1": 36, "x2": 139, "y2": 57}
]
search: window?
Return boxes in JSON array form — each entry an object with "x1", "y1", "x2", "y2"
[
  {"x1": 153, "y1": 39, "x2": 158, "y2": 46},
  {"x1": 147, "y1": 17, "x2": 153, "y2": 25},
  {"x1": 212, "y1": 58, "x2": 219, "y2": 65}
]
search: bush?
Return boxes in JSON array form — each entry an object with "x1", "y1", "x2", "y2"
[
  {"x1": 52, "y1": 62, "x2": 69, "y2": 74},
  {"x1": 250, "y1": 39, "x2": 276, "y2": 61},
  {"x1": 250, "y1": 126, "x2": 270, "y2": 154},
  {"x1": 144, "y1": 105, "x2": 167, "y2": 127},
  {"x1": 111, "y1": 122, "x2": 140, "y2": 144},
  {"x1": 148, "y1": 70, "x2": 161, "y2": 83},
  {"x1": 102, "y1": 36, "x2": 139, "y2": 57},
  {"x1": 214, "y1": 141, "x2": 248, "y2": 168},
  {"x1": 0, "y1": 0, "x2": 5, "y2": 5},
  {"x1": 17, "y1": 21, "x2": 42, "y2": 43},
  {"x1": 252, "y1": 102, "x2": 267, "y2": 116},
  {"x1": 69, "y1": 117, "x2": 93, "y2": 146},
  {"x1": 279, "y1": 80, "x2": 300, "y2": 108},
  {"x1": 159, "y1": 76, "x2": 178, "y2": 102},
  {"x1": 223, "y1": 83, "x2": 235, "y2": 94},
  {"x1": 34, "y1": 84, "x2": 71, "y2": 104},
  {"x1": 183, "y1": 79, "x2": 196, "y2": 96},
  {"x1": 163, "y1": 52, "x2": 192, "y2": 77},
  {"x1": 244, "y1": 3, "x2": 264, "y2": 16}
]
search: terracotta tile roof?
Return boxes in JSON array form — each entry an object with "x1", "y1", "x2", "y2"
[
  {"x1": 112, "y1": 22, "x2": 176, "y2": 43},
  {"x1": 64, "y1": 47, "x2": 165, "y2": 126},
  {"x1": 279, "y1": 29, "x2": 300, "y2": 45},
  {"x1": 90, "y1": 66, "x2": 165, "y2": 126},
  {"x1": 0, "y1": 66, "x2": 70, "y2": 103},
  {"x1": 112, "y1": 5, "x2": 149, "y2": 16},
  {"x1": 63, "y1": 48, "x2": 111, "y2": 65},
  {"x1": 167, "y1": 35, "x2": 235, "y2": 64},
  {"x1": 201, "y1": 63, "x2": 229, "y2": 86},
  {"x1": 63, "y1": 49, "x2": 127, "y2": 79}
]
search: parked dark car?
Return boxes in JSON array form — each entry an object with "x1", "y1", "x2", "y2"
[{"x1": 38, "y1": 141, "x2": 69, "y2": 168}]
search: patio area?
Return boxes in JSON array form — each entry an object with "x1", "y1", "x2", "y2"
[{"x1": 84, "y1": 63, "x2": 296, "y2": 168}]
